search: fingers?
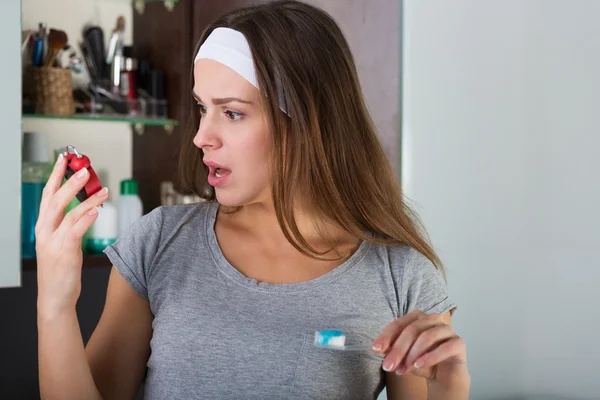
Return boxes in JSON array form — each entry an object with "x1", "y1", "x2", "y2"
[
  {"x1": 399, "y1": 324, "x2": 455, "y2": 374},
  {"x1": 372, "y1": 310, "x2": 422, "y2": 353},
  {"x1": 413, "y1": 337, "x2": 467, "y2": 371},
  {"x1": 380, "y1": 313, "x2": 443, "y2": 372},
  {"x1": 56, "y1": 187, "x2": 108, "y2": 247},
  {"x1": 37, "y1": 167, "x2": 91, "y2": 237},
  {"x1": 38, "y1": 153, "x2": 67, "y2": 221},
  {"x1": 63, "y1": 207, "x2": 100, "y2": 251}
]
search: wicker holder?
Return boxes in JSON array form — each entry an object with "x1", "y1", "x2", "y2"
[{"x1": 28, "y1": 67, "x2": 75, "y2": 116}]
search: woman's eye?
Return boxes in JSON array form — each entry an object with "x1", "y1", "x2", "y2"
[
  {"x1": 225, "y1": 110, "x2": 244, "y2": 121},
  {"x1": 196, "y1": 104, "x2": 207, "y2": 115}
]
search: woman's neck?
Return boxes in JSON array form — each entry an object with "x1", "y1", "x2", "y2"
[{"x1": 219, "y1": 200, "x2": 358, "y2": 253}]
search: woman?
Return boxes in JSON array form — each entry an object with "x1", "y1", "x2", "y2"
[{"x1": 36, "y1": 1, "x2": 469, "y2": 399}]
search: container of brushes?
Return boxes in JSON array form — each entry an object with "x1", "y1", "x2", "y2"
[
  {"x1": 29, "y1": 66, "x2": 75, "y2": 116},
  {"x1": 25, "y1": 28, "x2": 74, "y2": 116}
]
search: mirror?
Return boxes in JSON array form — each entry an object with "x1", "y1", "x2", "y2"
[
  {"x1": 403, "y1": 1, "x2": 599, "y2": 398},
  {"x1": 0, "y1": 0, "x2": 23, "y2": 288}
]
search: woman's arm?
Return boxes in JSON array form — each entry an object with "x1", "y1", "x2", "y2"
[
  {"x1": 39, "y1": 267, "x2": 152, "y2": 400},
  {"x1": 386, "y1": 373, "x2": 428, "y2": 399},
  {"x1": 377, "y1": 311, "x2": 470, "y2": 400},
  {"x1": 85, "y1": 267, "x2": 153, "y2": 399},
  {"x1": 38, "y1": 309, "x2": 103, "y2": 400},
  {"x1": 386, "y1": 359, "x2": 470, "y2": 400},
  {"x1": 36, "y1": 155, "x2": 153, "y2": 399}
]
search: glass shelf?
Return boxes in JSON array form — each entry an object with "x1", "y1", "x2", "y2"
[
  {"x1": 99, "y1": 0, "x2": 179, "y2": 3},
  {"x1": 143, "y1": 0, "x2": 179, "y2": 3},
  {"x1": 82, "y1": 0, "x2": 180, "y2": 14},
  {"x1": 22, "y1": 113, "x2": 179, "y2": 127}
]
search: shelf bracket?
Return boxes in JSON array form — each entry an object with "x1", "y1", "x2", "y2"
[
  {"x1": 133, "y1": 123, "x2": 145, "y2": 136},
  {"x1": 134, "y1": 0, "x2": 177, "y2": 14},
  {"x1": 134, "y1": 0, "x2": 145, "y2": 15},
  {"x1": 164, "y1": 1, "x2": 176, "y2": 12},
  {"x1": 132, "y1": 123, "x2": 175, "y2": 135}
]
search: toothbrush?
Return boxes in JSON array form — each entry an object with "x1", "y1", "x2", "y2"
[{"x1": 313, "y1": 330, "x2": 374, "y2": 351}]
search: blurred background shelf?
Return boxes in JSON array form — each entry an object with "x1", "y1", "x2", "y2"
[
  {"x1": 22, "y1": 113, "x2": 179, "y2": 127},
  {"x1": 21, "y1": 254, "x2": 112, "y2": 271}
]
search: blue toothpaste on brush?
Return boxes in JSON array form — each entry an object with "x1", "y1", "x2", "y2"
[
  {"x1": 314, "y1": 330, "x2": 375, "y2": 352},
  {"x1": 314, "y1": 330, "x2": 347, "y2": 349}
]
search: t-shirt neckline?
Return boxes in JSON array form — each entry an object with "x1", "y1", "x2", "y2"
[{"x1": 204, "y1": 202, "x2": 372, "y2": 293}]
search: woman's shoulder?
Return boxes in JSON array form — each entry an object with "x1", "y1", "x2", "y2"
[
  {"x1": 366, "y1": 240, "x2": 453, "y2": 317},
  {"x1": 103, "y1": 201, "x2": 218, "y2": 299},
  {"x1": 367, "y1": 236, "x2": 433, "y2": 268},
  {"x1": 366, "y1": 239, "x2": 442, "y2": 286},
  {"x1": 120, "y1": 201, "x2": 217, "y2": 247},
  {"x1": 142, "y1": 201, "x2": 216, "y2": 228},
  {"x1": 158, "y1": 201, "x2": 216, "y2": 223}
]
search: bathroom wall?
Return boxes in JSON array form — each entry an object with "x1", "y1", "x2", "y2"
[{"x1": 306, "y1": 0, "x2": 401, "y2": 173}]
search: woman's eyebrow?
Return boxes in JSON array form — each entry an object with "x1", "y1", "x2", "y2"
[{"x1": 192, "y1": 91, "x2": 252, "y2": 105}]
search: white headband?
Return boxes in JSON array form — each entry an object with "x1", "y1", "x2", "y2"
[{"x1": 194, "y1": 27, "x2": 289, "y2": 116}]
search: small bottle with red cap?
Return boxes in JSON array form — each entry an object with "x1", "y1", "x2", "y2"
[{"x1": 62, "y1": 145, "x2": 103, "y2": 202}]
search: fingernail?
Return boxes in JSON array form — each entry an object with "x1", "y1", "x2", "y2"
[
  {"x1": 96, "y1": 187, "x2": 108, "y2": 197},
  {"x1": 372, "y1": 343, "x2": 382, "y2": 352},
  {"x1": 414, "y1": 360, "x2": 423, "y2": 369},
  {"x1": 56, "y1": 153, "x2": 64, "y2": 164},
  {"x1": 88, "y1": 207, "x2": 98, "y2": 216},
  {"x1": 76, "y1": 167, "x2": 88, "y2": 179},
  {"x1": 395, "y1": 367, "x2": 405, "y2": 375},
  {"x1": 382, "y1": 359, "x2": 396, "y2": 372}
]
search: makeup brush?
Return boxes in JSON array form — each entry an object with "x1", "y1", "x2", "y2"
[{"x1": 44, "y1": 29, "x2": 68, "y2": 67}]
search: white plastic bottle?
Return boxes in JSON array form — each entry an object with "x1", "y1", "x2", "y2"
[
  {"x1": 87, "y1": 200, "x2": 118, "y2": 254},
  {"x1": 117, "y1": 179, "x2": 143, "y2": 236}
]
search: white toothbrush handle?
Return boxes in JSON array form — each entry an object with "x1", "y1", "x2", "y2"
[{"x1": 339, "y1": 344, "x2": 375, "y2": 351}]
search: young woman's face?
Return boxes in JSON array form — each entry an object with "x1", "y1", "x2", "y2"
[{"x1": 193, "y1": 59, "x2": 272, "y2": 207}]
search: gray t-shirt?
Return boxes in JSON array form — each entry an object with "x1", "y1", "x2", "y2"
[{"x1": 104, "y1": 202, "x2": 455, "y2": 400}]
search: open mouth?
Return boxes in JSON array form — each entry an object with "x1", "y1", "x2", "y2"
[
  {"x1": 212, "y1": 166, "x2": 231, "y2": 177},
  {"x1": 207, "y1": 165, "x2": 232, "y2": 187},
  {"x1": 215, "y1": 167, "x2": 225, "y2": 178}
]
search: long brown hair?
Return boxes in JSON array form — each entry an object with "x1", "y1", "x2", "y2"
[{"x1": 178, "y1": 0, "x2": 443, "y2": 273}]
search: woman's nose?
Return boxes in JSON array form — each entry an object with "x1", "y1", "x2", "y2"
[{"x1": 193, "y1": 116, "x2": 222, "y2": 150}]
